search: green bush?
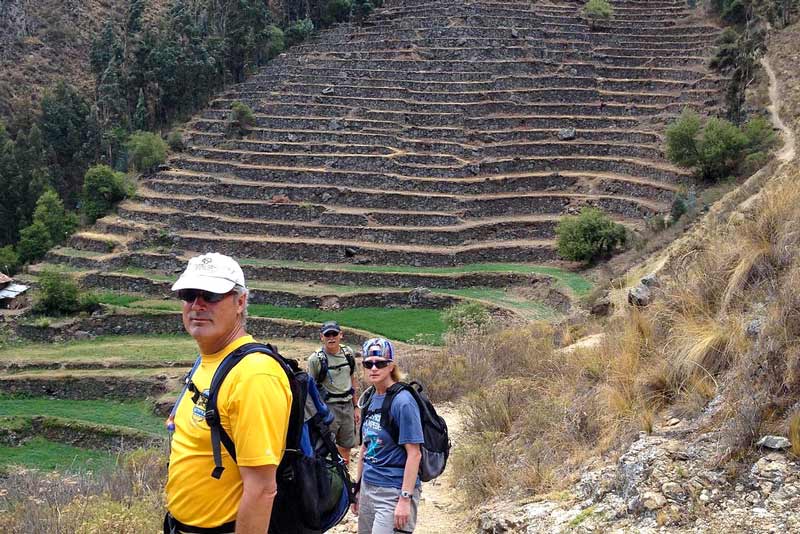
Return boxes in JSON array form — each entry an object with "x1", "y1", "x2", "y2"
[
  {"x1": 285, "y1": 18, "x2": 314, "y2": 47},
  {"x1": 583, "y1": 0, "x2": 613, "y2": 28},
  {"x1": 352, "y1": 0, "x2": 374, "y2": 21},
  {"x1": 82, "y1": 164, "x2": 129, "y2": 223},
  {"x1": 227, "y1": 102, "x2": 256, "y2": 136},
  {"x1": 16, "y1": 221, "x2": 53, "y2": 265},
  {"x1": 710, "y1": 27, "x2": 740, "y2": 71},
  {"x1": 666, "y1": 110, "x2": 757, "y2": 181},
  {"x1": 0, "y1": 245, "x2": 19, "y2": 275},
  {"x1": 556, "y1": 207, "x2": 627, "y2": 263},
  {"x1": 323, "y1": 0, "x2": 352, "y2": 26},
  {"x1": 34, "y1": 269, "x2": 80, "y2": 315},
  {"x1": 166, "y1": 130, "x2": 185, "y2": 152},
  {"x1": 670, "y1": 195, "x2": 688, "y2": 223},
  {"x1": 263, "y1": 25, "x2": 285, "y2": 59},
  {"x1": 442, "y1": 302, "x2": 491, "y2": 333},
  {"x1": 32, "y1": 189, "x2": 78, "y2": 245},
  {"x1": 126, "y1": 131, "x2": 167, "y2": 172}
]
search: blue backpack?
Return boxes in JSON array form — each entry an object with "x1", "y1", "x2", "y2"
[{"x1": 169, "y1": 342, "x2": 352, "y2": 533}]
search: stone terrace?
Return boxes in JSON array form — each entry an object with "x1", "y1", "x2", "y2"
[{"x1": 49, "y1": 0, "x2": 722, "y2": 302}]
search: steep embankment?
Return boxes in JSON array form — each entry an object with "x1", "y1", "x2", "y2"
[{"x1": 478, "y1": 19, "x2": 800, "y2": 534}]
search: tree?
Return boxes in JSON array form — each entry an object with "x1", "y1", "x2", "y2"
[
  {"x1": 16, "y1": 221, "x2": 53, "y2": 265},
  {"x1": 285, "y1": 18, "x2": 314, "y2": 46},
  {"x1": 696, "y1": 117, "x2": 748, "y2": 180},
  {"x1": 133, "y1": 88, "x2": 149, "y2": 131},
  {"x1": 126, "y1": 131, "x2": 167, "y2": 172},
  {"x1": 82, "y1": 164, "x2": 129, "y2": 223},
  {"x1": 0, "y1": 246, "x2": 18, "y2": 275},
  {"x1": 33, "y1": 269, "x2": 81, "y2": 315},
  {"x1": 665, "y1": 109, "x2": 702, "y2": 169},
  {"x1": 39, "y1": 82, "x2": 93, "y2": 205},
  {"x1": 322, "y1": 0, "x2": 352, "y2": 26},
  {"x1": 32, "y1": 189, "x2": 78, "y2": 245},
  {"x1": 583, "y1": 0, "x2": 613, "y2": 29},
  {"x1": 0, "y1": 125, "x2": 23, "y2": 245},
  {"x1": 556, "y1": 207, "x2": 627, "y2": 263}
]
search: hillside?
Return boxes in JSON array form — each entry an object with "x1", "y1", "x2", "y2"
[
  {"x1": 40, "y1": 0, "x2": 723, "y2": 318},
  {"x1": 0, "y1": 0, "x2": 168, "y2": 121}
]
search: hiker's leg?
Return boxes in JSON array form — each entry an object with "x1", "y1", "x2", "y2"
[
  {"x1": 357, "y1": 482, "x2": 378, "y2": 534},
  {"x1": 361, "y1": 484, "x2": 418, "y2": 534},
  {"x1": 331, "y1": 402, "x2": 357, "y2": 464}
]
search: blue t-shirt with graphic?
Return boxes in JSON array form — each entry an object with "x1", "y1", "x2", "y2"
[{"x1": 362, "y1": 390, "x2": 424, "y2": 489}]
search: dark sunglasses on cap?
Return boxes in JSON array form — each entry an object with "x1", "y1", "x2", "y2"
[
  {"x1": 362, "y1": 360, "x2": 391, "y2": 370},
  {"x1": 323, "y1": 331, "x2": 340, "y2": 338},
  {"x1": 177, "y1": 289, "x2": 232, "y2": 303}
]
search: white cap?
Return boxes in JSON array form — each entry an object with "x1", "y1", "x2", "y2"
[{"x1": 171, "y1": 253, "x2": 246, "y2": 293}]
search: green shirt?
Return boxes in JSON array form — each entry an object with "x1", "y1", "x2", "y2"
[{"x1": 307, "y1": 346, "x2": 355, "y2": 402}]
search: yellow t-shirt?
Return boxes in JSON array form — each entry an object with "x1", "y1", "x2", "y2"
[{"x1": 166, "y1": 335, "x2": 292, "y2": 528}]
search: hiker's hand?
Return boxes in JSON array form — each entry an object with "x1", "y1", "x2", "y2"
[
  {"x1": 354, "y1": 409, "x2": 361, "y2": 426},
  {"x1": 350, "y1": 495, "x2": 359, "y2": 516},
  {"x1": 394, "y1": 498, "x2": 411, "y2": 530}
]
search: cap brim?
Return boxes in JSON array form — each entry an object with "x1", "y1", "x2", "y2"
[
  {"x1": 321, "y1": 327, "x2": 341, "y2": 334},
  {"x1": 171, "y1": 274, "x2": 236, "y2": 294}
]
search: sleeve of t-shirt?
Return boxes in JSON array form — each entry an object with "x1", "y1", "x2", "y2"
[
  {"x1": 227, "y1": 368, "x2": 292, "y2": 467},
  {"x1": 391, "y1": 391, "x2": 424, "y2": 445}
]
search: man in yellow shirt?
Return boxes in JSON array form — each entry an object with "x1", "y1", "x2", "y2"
[{"x1": 164, "y1": 253, "x2": 292, "y2": 534}]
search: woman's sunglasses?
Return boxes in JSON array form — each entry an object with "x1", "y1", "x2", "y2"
[
  {"x1": 177, "y1": 289, "x2": 232, "y2": 303},
  {"x1": 362, "y1": 360, "x2": 391, "y2": 370}
]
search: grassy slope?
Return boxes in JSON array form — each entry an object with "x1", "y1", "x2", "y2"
[
  {"x1": 0, "y1": 334, "x2": 197, "y2": 363},
  {"x1": 0, "y1": 398, "x2": 167, "y2": 434},
  {"x1": 0, "y1": 437, "x2": 115, "y2": 471}
]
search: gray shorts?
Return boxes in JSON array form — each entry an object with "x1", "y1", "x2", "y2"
[
  {"x1": 357, "y1": 482, "x2": 420, "y2": 534},
  {"x1": 328, "y1": 401, "x2": 357, "y2": 449}
]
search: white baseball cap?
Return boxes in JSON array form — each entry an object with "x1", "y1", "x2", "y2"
[{"x1": 171, "y1": 253, "x2": 246, "y2": 293}]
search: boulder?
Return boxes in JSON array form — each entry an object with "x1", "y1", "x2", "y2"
[
  {"x1": 558, "y1": 127, "x2": 577, "y2": 140},
  {"x1": 627, "y1": 284, "x2": 652, "y2": 307},
  {"x1": 590, "y1": 295, "x2": 612, "y2": 316},
  {"x1": 756, "y1": 435, "x2": 791, "y2": 450}
]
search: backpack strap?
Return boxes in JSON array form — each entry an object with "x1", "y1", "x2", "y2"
[
  {"x1": 205, "y1": 342, "x2": 291, "y2": 480},
  {"x1": 342, "y1": 346, "x2": 356, "y2": 376},
  {"x1": 379, "y1": 382, "x2": 408, "y2": 444},
  {"x1": 165, "y1": 354, "x2": 202, "y2": 435},
  {"x1": 313, "y1": 349, "x2": 329, "y2": 383}
]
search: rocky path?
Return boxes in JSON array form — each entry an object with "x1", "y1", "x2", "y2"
[
  {"x1": 761, "y1": 56, "x2": 796, "y2": 164},
  {"x1": 331, "y1": 404, "x2": 468, "y2": 533}
]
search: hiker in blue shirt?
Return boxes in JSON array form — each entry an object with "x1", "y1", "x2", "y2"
[{"x1": 351, "y1": 338, "x2": 423, "y2": 534}]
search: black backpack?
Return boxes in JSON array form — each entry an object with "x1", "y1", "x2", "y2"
[
  {"x1": 314, "y1": 346, "x2": 356, "y2": 401},
  {"x1": 359, "y1": 381, "x2": 451, "y2": 482},
  {"x1": 175, "y1": 342, "x2": 352, "y2": 534}
]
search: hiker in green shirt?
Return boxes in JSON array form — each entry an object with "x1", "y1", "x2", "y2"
[{"x1": 308, "y1": 321, "x2": 359, "y2": 464}]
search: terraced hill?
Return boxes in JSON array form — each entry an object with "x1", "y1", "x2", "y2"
[{"x1": 43, "y1": 0, "x2": 722, "y2": 318}]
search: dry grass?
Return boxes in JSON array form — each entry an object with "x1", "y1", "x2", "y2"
[
  {"x1": 0, "y1": 448, "x2": 165, "y2": 533},
  {"x1": 443, "y1": 169, "x2": 800, "y2": 502}
]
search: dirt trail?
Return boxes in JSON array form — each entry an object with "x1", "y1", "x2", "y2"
[
  {"x1": 761, "y1": 56, "x2": 796, "y2": 163},
  {"x1": 330, "y1": 404, "x2": 468, "y2": 533}
]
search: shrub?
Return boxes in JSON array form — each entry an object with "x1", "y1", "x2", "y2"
[
  {"x1": 126, "y1": 131, "x2": 167, "y2": 172},
  {"x1": 34, "y1": 269, "x2": 80, "y2": 315},
  {"x1": 263, "y1": 24, "x2": 285, "y2": 59},
  {"x1": 665, "y1": 109, "x2": 702, "y2": 168},
  {"x1": 166, "y1": 130, "x2": 185, "y2": 152},
  {"x1": 82, "y1": 164, "x2": 129, "y2": 223},
  {"x1": 16, "y1": 221, "x2": 53, "y2": 265},
  {"x1": 352, "y1": 0, "x2": 374, "y2": 21},
  {"x1": 583, "y1": 0, "x2": 613, "y2": 28},
  {"x1": 670, "y1": 195, "x2": 688, "y2": 223},
  {"x1": 556, "y1": 207, "x2": 627, "y2": 263},
  {"x1": 227, "y1": 102, "x2": 256, "y2": 136},
  {"x1": 32, "y1": 189, "x2": 78, "y2": 245},
  {"x1": 285, "y1": 18, "x2": 314, "y2": 47},
  {"x1": 0, "y1": 245, "x2": 19, "y2": 275},
  {"x1": 442, "y1": 302, "x2": 491, "y2": 333},
  {"x1": 742, "y1": 116, "x2": 777, "y2": 153},
  {"x1": 696, "y1": 117, "x2": 748, "y2": 180},
  {"x1": 323, "y1": 0, "x2": 352, "y2": 26}
]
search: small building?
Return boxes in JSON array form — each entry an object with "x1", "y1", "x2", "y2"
[{"x1": 0, "y1": 274, "x2": 29, "y2": 309}]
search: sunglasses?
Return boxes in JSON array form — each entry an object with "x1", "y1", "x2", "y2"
[
  {"x1": 323, "y1": 331, "x2": 340, "y2": 338},
  {"x1": 362, "y1": 360, "x2": 391, "y2": 370},
  {"x1": 178, "y1": 289, "x2": 232, "y2": 303}
]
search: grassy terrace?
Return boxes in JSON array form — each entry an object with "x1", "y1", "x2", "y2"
[
  {"x1": 0, "y1": 398, "x2": 167, "y2": 435},
  {"x1": 237, "y1": 260, "x2": 594, "y2": 296},
  {"x1": 0, "y1": 437, "x2": 115, "y2": 471}
]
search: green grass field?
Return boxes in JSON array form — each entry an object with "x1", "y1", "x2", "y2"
[
  {"x1": 0, "y1": 334, "x2": 197, "y2": 363},
  {"x1": 94, "y1": 296, "x2": 448, "y2": 344},
  {"x1": 435, "y1": 288, "x2": 558, "y2": 320},
  {"x1": 0, "y1": 398, "x2": 168, "y2": 435},
  {"x1": 0, "y1": 437, "x2": 116, "y2": 471}
]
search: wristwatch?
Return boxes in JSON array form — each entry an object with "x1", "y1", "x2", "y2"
[{"x1": 399, "y1": 490, "x2": 413, "y2": 500}]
